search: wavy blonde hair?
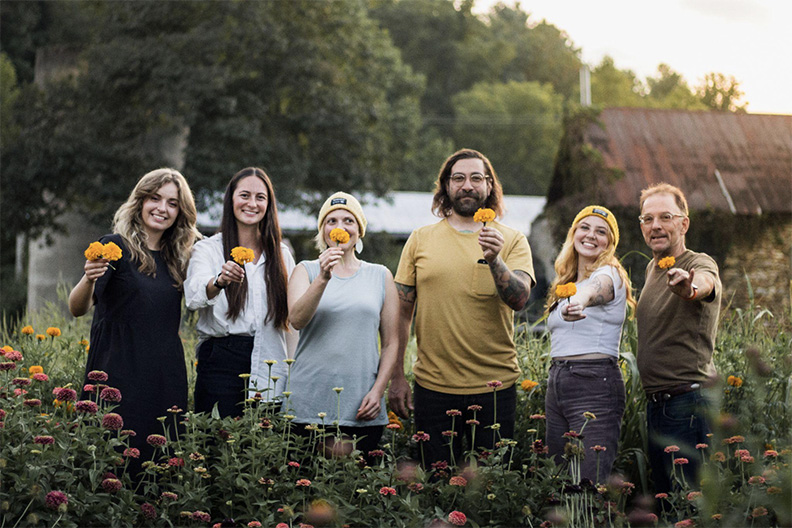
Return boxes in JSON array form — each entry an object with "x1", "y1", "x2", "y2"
[
  {"x1": 545, "y1": 215, "x2": 636, "y2": 317},
  {"x1": 112, "y1": 168, "x2": 200, "y2": 289}
]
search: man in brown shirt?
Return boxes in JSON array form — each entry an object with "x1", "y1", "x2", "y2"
[{"x1": 635, "y1": 183, "x2": 721, "y2": 493}]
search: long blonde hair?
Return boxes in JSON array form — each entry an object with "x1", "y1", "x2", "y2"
[
  {"x1": 112, "y1": 168, "x2": 200, "y2": 288},
  {"x1": 545, "y1": 215, "x2": 636, "y2": 317}
]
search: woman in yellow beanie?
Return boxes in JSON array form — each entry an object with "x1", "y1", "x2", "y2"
[
  {"x1": 543, "y1": 205, "x2": 636, "y2": 484},
  {"x1": 287, "y1": 192, "x2": 399, "y2": 461}
]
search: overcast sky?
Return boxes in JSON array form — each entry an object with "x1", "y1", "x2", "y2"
[{"x1": 473, "y1": 0, "x2": 791, "y2": 114}]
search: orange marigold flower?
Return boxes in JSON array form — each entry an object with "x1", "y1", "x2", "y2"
[
  {"x1": 329, "y1": 228, "x2": 350, "y2": 245},
  {"x1": 29, "y1": 365, "x2": 44, "y2": 376},
  {"x1": 521, "y1": 379, "x2": 538, "y2": 391},
  {"x1": 726, "y1": 375, "x2": 743, "y2": 387},
  {"x1": 102, "y1": 242, "x2": 123, "y2": 261},
  {"x1": 36, "y1": 334, "x2": 46, "y2": 341},
  {"x1": 46, "y1": 327, "x2": 61, "y2": 338},
  {"x1": 84, "y1": 241, "x2": 105, "y2": 260},
  {"x1": 21, "y1": 326, "x2": 34, "y2": 335},
  {"x1": 658, "y1": 256, "x2": 676, "y2": 269},
  {"x1": 555, "y1": 282, "x2": 577, "y2": 298},
  {"x1": 473, "y1": 208, "x2": 496, "y2": 224},
  {"x1": 230, "y1": 246, "x2": 255, "y2": 265}
]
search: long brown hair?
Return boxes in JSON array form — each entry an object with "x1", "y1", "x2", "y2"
[
  {"x1": 431, "y1": 148, "x2": 505, "y2": 218},
  {"x1": 220, "y1": 168, "x2": 289, "y2": 330},
  {"x1": 113, "y1": 168, "x2": 200, "y2": 289}
]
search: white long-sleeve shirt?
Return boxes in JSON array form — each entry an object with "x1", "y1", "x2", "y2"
[{"x1": 185, "y1": 233, "x2": 296, "y2": 400}]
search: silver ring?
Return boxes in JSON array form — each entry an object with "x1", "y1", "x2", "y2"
[{"x1": 224, "y1": 270, "x2": 229, "y2": 275}]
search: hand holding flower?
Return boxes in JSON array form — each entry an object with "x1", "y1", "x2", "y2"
[{"x1": 318, "y1": 247, "x2": 344, "y2": 280}]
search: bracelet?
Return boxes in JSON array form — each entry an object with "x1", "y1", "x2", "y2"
[
  {"x1": 213, "y1": 273, "x2": 227, "y2": 290},
  {"x1": 685, "y1": 284, "x2": 699, "y2": 300}
]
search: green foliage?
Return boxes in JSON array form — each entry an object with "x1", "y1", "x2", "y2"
[
  {"x1": 1, "y1": 287, "x2": 790, "y2": 526},
  {"x1": 451, "y1": 80, "x2": 564, "y2": 195},
  {"x1": 697, "y1": 72, "x2": 748, "y2": 112}
]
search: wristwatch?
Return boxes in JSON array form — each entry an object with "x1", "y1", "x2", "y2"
[{"x1": 213, "y1": 273, "x2": 227, "y2": 290}]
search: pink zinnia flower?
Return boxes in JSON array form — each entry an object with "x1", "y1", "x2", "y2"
[
  {"x1": 368, "y1": 450, "x2": 385, "y2": 458},
  {"x1": 530, "y1": 413, "x2": 546, "y2": 419},
  {"x1": 448, "y1": 510, "x2": 467, "y2": 526},
  {"x1": 101, "y1": 413, "x2": 124, "y2": 431},
  {"x1": 655, "y1": 493, "x2": 668, "y2": 499},
  {"x1": 563, "y1": 431, "x2": 580, "y2": 439},
  {"x1": 673, "y1": 457, "x2": 689, "y2": 465},
  {"x1": 408, "y1": 482, "x2": 424, "y2": 492},
  {"x1": 83, "y1": 384, "x2": 96, "y2": 393},
  {"x1": 45, "y1": 490, "x2": 68, "y2": 510},
  {"x1": 123, "y1": 447, "x2": 140, "y2": 458},
  {"x1": 466, "y1": 419, "x2": 480, "y2": 426},
  {"x1": 449, "y1": 476, "x2": 467, "y2": 486},
  {"x1": 4, "y1": 350, "x2": 22, "y2": 361},
  {"x1": 191, "y1": 511, "x2": 211, "y2": 522},
  {"x1": 379, "y1": 486, "x2": 396, "y2": 496},
  {"x1": 288, "y1": 461, "x2": 300, "y2": 468},
  {"x1": 276, "y1": 524, "x2": 289, "y2": 528},
  {"x1": 442, "y1": 430, "x2": 458, "y2": 437},
  {"x1": 88, "y1": 370, "x2": 109, "y2": 382},
  {"x1": 13, "y1": 388, "x2": 27, "y2": 396},
  {"x1": 140, "y1": 502, "x2": 156, "y2": 520},
  {"x1": 54, "y1": 387, "x2": 77, "y2": 402},
  {"x1": 296, "y1": 479, "x2": 312, "y2": 487},
  {"x1": 32, "y1": 373, "x2": 49, "y2": 382},
  {"x1": 146, "y1": 434, "x2": 167, "y2": 447},
  {"x1": 76, "y1": 400, "x2": 98, "y2": 414},
  {"x1": 101, "y1": 478, "x2": 122, "y2": 493},
  {"x1": 121, "y1": 429, "x2": 136, "y2": 437},
  {"x1": 412, "y1": 431, "x2": 430, "y2": 442},
  {"x1": 748, "y1": 476, "x2": 765, "y2": 485},
  {"x1": 664, "y1": 445, "x2": 680, "y2": 453},
  {"x1": 467, "y1": 404, "x2": 482, "y2": 412},
  {"x1": 168, "y1": 457, "x2": 185, "y2": 467},
  {"x1": 764, "y1": 449, "x2": 779, "y2": 458},
  {"x1": 248, "y1": 522, "x2": 262, "y2": 528},
  {"x1": 486, "y1": 380, "x2": 503, "y2": 389},
  {"x1": 161, "y1": 492, "x2": 178, "y2": 501},
  {"x1": 734, "y1": 449, "x2": 751, "y2": 458},
  {"x1": 13, "y1": 377, "x2": 31, "y2": 386},
  {"x1": 386, "y1": 423, "x2": 401, "y2": 430},
  {"x1": 446, "y1": 409, "x2": 462, "y2": 416},
  {"x1": 34, "y1": 435, "x2": 55, "y2": 445},
  {"x1": 100, "y1": 387, "x2": 122, "y2": 403},
  {"x1": 686, "y1": 491, "x2": 702, "y2": 501},
  {"x1": 674, "y1": 519, "x2": 695, "y2": 528},
  {"x1": 741, "y1": 455, "x2": 755, "y2": 463},
  {"x1": 591, "y1": 445, "x2": 607, "y2": 452},
  {"x1": 0, "y1": 362, "x2": 17, "y2": 372},
  {"x1": 23, "y1": 398, "x2": 42, "y2": 407},
  {"x1": 752, "y1": 507, "x2": 768, "y2": 518}
]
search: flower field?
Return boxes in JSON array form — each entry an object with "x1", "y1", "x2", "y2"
[{"x1": 1, "y1": 295, "x2": 790, "y2": 527}]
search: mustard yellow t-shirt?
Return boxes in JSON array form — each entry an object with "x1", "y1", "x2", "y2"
[{"x1": 395, "y1": 219, "x2": 535, "y2": 394}]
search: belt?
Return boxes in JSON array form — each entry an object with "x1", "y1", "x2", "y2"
[{"x1": 646, "y1": 383, "x2": 701, "y2": 403}]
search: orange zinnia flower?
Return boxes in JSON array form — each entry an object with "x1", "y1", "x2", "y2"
[
  {"x1": 473, "y1": 208, "x2": 496, "y2": 224},
  {"x1": 230, "y1": 246, "x2": 255, "y2": 265},
  {"x1": 46, "y1": 327, "x2": 61, "y2": 338},
  {"x1": 658, "y1": 256, "x2": 675, "y2": 269}
]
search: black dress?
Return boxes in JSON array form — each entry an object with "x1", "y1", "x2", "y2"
[{"x1": 82, "y1": 234, "x2": 188, "y2": 472}]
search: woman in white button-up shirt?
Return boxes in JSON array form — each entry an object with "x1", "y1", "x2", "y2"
[{"x1": 185, "y1": 167, "x2": 295, "y2": 418}]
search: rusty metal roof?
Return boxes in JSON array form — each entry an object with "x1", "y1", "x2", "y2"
[{"x1": 582, "y1": 108, "x2": 792, "y2": 214}]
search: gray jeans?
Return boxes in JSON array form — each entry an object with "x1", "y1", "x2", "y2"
[{"x1": 545, "y1": 357, "x2": 626, "y2": 484}]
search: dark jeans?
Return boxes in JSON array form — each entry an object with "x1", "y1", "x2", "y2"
[
  {"x1": 194, "y1": 335, "x2": 253, "y2": 418},
  {"x1": 413, "y1": 382, "x2": 516, "y2": 466},
  {"x1": 545, "y1": 358, "x2": 625, "y2": 484},
  {"x1": 647, "y1": 389, "x2": 711, "y2": 493}
]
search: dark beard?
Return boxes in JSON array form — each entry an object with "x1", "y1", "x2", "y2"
[{"x1": 450, "y1": 191, "x2": 487, "y2": 217}]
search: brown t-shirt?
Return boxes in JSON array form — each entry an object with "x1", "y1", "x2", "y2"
[{"x1": 636, "y1": 249, "x2": 721, "y2": 392}]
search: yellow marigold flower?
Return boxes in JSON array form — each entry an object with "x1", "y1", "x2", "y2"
[
  {"x1": 46, "y1": 327, "x2": 61, "y2": 338},
  {"x1": 102, "y1": 242, "x2": 123, "y2": 261},
  {"x1": 84, "y1": 241, "x2": 104, "y2": 260},
  {"x1": 555, "y1": 282, "x2": 577, "y2": 298},
  {"x1": 21, "y1": 326, "x2": 35, "y2": 335},
  {"x1": 79, "y1": 339, "x2": 89, "y2": 347},
  {"x1": 29, "y1": 365, "x2": 44, "y2": 375},
  {"x1": 521, "y1": 379, "x2": 538, "y2": 391},
  {"x1": 473, "y1": 208, "x2": 496, "y2": 224},
  {"x1": 727, "y1": 375, "x2": 743, "y2": 387},
  {"x1": 36, "y1": 334, "x2": 47, "y2": 341},
  {"x1": 329, "y1": 228, "x2": 350, "y2": 245},
  {"x1": 658, "y1": 256, "x2": 676, "y2": 269},
  {"x1": 230, "y1": 246, "x2": 255, "y2": 265}
]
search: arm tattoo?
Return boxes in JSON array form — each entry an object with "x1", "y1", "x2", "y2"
[
  {"x1": 587, "y1": 275, "x2": 615, "y2": 307},
  {"x1": 488, "y1": 259, "x2": 531, "y2": 311},
  {"x1": 395, "y1": 283, "x2": 416, "y2": 305}
]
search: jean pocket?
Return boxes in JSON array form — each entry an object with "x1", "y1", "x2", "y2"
[{"x1": 661, "y1": 394, "x2": 701, "y2": 424}]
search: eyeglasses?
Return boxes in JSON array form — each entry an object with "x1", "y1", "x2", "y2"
[
  {"x1": 449, "y1": 172, "x2": 489, "y2": 185},
  {"x1": 638, "y1": 212, "x2": 687, "y2": 225}
]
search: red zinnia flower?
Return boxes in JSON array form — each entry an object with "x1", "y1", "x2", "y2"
[
  {"x1": 123, "y1": 447, "x2": 140, "y2": 458},
  {"x1": 45, "y1": 491, "x2": 68, "y2": 510},
  {"x1": 147, "y1": 434, "x2": 167, "y2": 447},
  {"x1": 101, "y1": 478, "x2": 122, "y2": 493},
  {"x1": 54, "y1": 387, "x2": 77, "y2": 402},
  {"x1": 141, "y1": 502, "x2": 156, "y2": 520},
  {"x1": 100, "y1": 387, "x2": 122, "y2": 403},
  {"x1": 76, "y1": 400, "x2": 98, "y2": 414},
  {"x1": 88, "y1": 370, "x2": 109, "y2": 382},
  {"x1": 673, "y1": 458, "x2": 689, "y2": 465},
  {"x1": 101, "y1": 413, "x2": 124, "y2": 431},
  {"x1": 448, "y1": 510, "x2": 467, "y2": 526},
  {"x1": 379, "y1": 486, "x2": 396, "y2": 496},
  {"x1": 34, "y1": 435, "x2": 55, "y2": 445}
]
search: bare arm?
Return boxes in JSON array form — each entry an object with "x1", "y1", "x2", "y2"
[
  {"x1": 561, "y1": 273, "x2": 615, "y2": 321},
  {"x1": 387, "y1": 281, "x2": 416, "y2": 418},
  {"x1": 68, "y1": 259, "x2": 109, "y2": 317},
  {"x1": 287, "y1": 248, "x2": 344, "y2": 330},
  {"x1": 357, "y1": 271, "x2": 400, "y2": 420}
]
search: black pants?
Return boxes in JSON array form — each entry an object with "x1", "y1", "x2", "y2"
[
  {"x1": 194, "y1": 335, "x2": 253, "y2": 418},
  {"x1": 413, "y1": 382, "x2": 516, "y2": 466}
]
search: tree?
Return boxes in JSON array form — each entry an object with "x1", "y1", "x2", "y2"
[
  {"x1": 697, "y1": 72, "x2": 747, "y2": 112},
  {"x1": 451, "y1": 80, "x2": 563, "y2": 195},
  {"x1": 590, "y1": 56, "x2": 646, "y2": 108},
  {"x1": 645, "y1": 64, "x2": 706, "y2": 110}
]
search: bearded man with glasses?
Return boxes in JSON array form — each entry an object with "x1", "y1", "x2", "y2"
[
  {"x1": 635, "y1": 183, "x2": 722, "y2": 494},
  {"x1": 388, "y1": 148, "x2": 535, "y2": 466}
]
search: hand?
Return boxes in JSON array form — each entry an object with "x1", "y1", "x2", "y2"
[
  {"x1": 561, "y1": 296, "x2": 587, "y2": 321},
  {"x1": 478, "y1": 226, "x2": 504, "y2": 263},
  {"x1": 318, "y1": 247, "x2": 344, "y2": 279},
  {"x1": 84, "y1": 259, "x2": 109, "y2": 283},
  {"x1": 356, "y1": 390, "x2": 382, "y2": 421},
  {"x1": 387, "y1": 375, "x2": 413, "y2": 418},
  {"x1": 217, "y1": 260, "x2": 245, "y2": 287},
  {"x1": 667, "y1": 267, "x2": 696, "y2": 299}
]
